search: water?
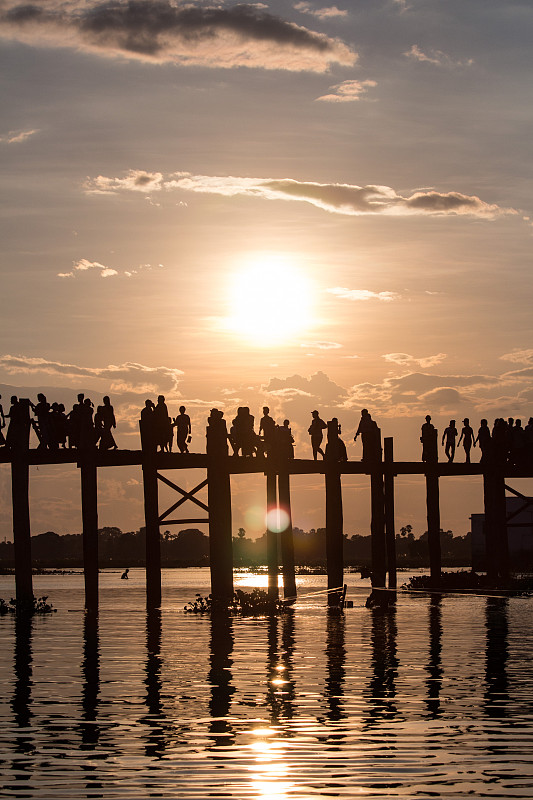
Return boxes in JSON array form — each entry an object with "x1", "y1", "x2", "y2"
[{"x1": 1, "y1": 568, "x2": 532, "y2": 798}]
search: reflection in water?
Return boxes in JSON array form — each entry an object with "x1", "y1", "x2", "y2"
[
  {"x1": 143, "y1": 608, "x2": 166, "y2": 759},
  {"x1": 80, "y1": 611, "x2": 100, "y2": 747},
  {"x1": 6, "y1": 614, "x2": 35, "y2": 796},
  {"x1": 425, "y1": 596, "x2": 443, "y2": 718},
  {"x1": 484, "y1": 597, "x2": 509, "y2": 718},
  {"x1": 324, "y1": 609, "x2": 346, "y2": 722},
  {"x1": 365, "y1": 607, "x2": 398, "y2": 725},
  {"x1": 208, "y1": 611, "x2": 235, "y2": 746},
  {"x1": 80, "y1": 611, "x2": 104, "y2": 796}
]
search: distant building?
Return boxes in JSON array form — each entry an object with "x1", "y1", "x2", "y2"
[{"x1": 471, "y1": 496, "x2": 533, "y2": 571}]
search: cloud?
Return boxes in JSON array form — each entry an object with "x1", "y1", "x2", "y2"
[
  {"x1": 344, "y1": 371, "x2": 506, "y2": 417},
  {"x1": 327, "y1": 287, "x2": 399, "y2": 302},
  {"x1": 57, "y1": 258, "x2": 119, "y2": 278},
  {"x1": 163, "y1": 173, "x2": 514, "y2": 218},
  {"x1": 0, "y1": 355, "x2": 183, "y2": 395},
  {"x1": 500, "y1": 349, "x2": 533, "y2": 365},
  {"x1": 315, "y1": 79, "x2": 376, "y2": 102},
  {"x1": 384, "y1": 352, "x2": 447, "y2": 368},
  {"x1": 264, "y1": 371, "x2": 347, "y2": 405},
  {"x1": 0, "y1": 1, "x2": 356, "y2": 72},
  {"x1": 404, "y1": 45, "x2": 474, "y2": 69},
  {"x1": 0, "y1": 128, "x2": 39, "y2": 144},
  {"x1": 294, "y1": 3, "x2": 348, "y2": 20},
  {"x1": 300, "y1": 340, "x2": 342, "y2": 350},
  {"x1": 88, "y1": 170, "x2": 514, "y2": 219}
]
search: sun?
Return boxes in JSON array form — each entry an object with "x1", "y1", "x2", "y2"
[{"x1": 226, "y1": 254, "x2": 314, "y2": 346}]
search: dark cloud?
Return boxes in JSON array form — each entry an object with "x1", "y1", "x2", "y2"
[{"x1": 0, "y1": 1, "x2": 355, "y2": 70}]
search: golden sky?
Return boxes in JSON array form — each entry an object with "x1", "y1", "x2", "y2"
[{"x1": 1, "y1": 0, "x2": 532, "y2": 539}]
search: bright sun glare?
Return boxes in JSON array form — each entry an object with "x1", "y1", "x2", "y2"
[{"x1": 226, "y1": 254, "x2": 313, "y2": 346}]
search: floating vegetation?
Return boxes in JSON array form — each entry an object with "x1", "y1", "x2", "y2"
[
  {"x1": 0, "y1": 595, "x2": 57, "y2": 615},
  {"x1": 184, "y1": 588, "x2": 285, "y2": 616},
  {"x1": 403, "y1": 570, "x2": 533, "y2": 595}
]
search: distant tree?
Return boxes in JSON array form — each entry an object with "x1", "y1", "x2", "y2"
[
  {"x1": 400, "y1": 524, "x2": 413, "y2": 537},
  {"x1": 237, "y1": 527, "x2": 246, "y2": 539}
]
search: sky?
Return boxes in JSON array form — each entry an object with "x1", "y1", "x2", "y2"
[{"x1": 1, "y1": 0, "x2": 532, "y2": 541}]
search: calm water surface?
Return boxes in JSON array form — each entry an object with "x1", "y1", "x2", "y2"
[{"x1": 0, "y1": 568, "x2": 532, "y2": 799}]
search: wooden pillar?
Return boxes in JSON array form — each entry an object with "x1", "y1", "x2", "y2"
[
  {"x1": 12, "y1": 455, "x2": 32, "y2": 607},
  {"x1": 384, "y1": 437, "x2": 397, "y2": 591},
  {"x1": 324, "y1": 418, "x2": 344, "y2": 605},
  {"x1": 493, "y1": 470, "x2": 508, "y2": 582},
  {"x1": 483, "y1": 470, "x2": 499, "y2": 582},
  {"x1": 142, "y1": 455, "x2": 161, "y2": 610},
  {"x1": 80, "y1": 458, "x2": 99, "y2": 612},
  {"x1": 11, "y1": 398, "x2": 32, "y2": 607},
  {"x1": 278, "y1": 470, "x2": 296, "y2": 601},
  {"x1": 370, "y1": 427, "x2": 386, "y2": 590},
  {"x1": 206, "y1": 411, "x2": 233, "y2": 602},
  {"x1": 425, "y1": 468, "x2": 441, "y2": 587},
  {"x1": 266, "y1": 470, "x2": 279, "y2": 601}
]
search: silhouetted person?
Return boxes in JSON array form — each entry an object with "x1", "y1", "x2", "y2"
[
  {"x1": 475, "y1": 418, "x2": 492, "y2": 463},
  {"x1": 442, "y1": 419, "x2": 458, "y2": 462},
  {"x1": 308, "y1": 410, "x2": 326, "y2": 460},
  {"x1": 525, "y1": 418, "x2": 533, "y2": 465},
  {"x1": 421, "y1": 415, "x2": 437, "y2": 463},
  {"x1": 207, "y1": 408, "x2": 229, "y2": 456},
  {"x1": 174, "y1": 406, "x2": 191, "y2": 453},
  {"x1": 68, "y1": 393, "x2": 85, "y2": 448},
  {"x1": 6, "y1": 396, "x2": 30, "y2": 451},
  {"x1": 458, "y1": 417, "x2": 475, "y2": 463},
  {"x1": 140, "y1": 399, "x2": 155, "y2": 449},
  {"x1": 325, "y1": 418, "x2": 348, "y2": 462},
  {"x1": 0, "y1": 394, "x2": 5, "y2": 446},
  {"x1": 492, "y1": 418, "x2": 508, "y2": 465},
  {"x1": 276, "y1": 419, "x2": 295, "y2": 459},
  {"x1": 32, "y1": 393, "x2": 53, "y2": 450},
  {"x1": 259, "y1": 406, "x2": 276, "y2": 456},
  {"x1": 51, "y1": 402, "x2": 68, "y2": 448},
  {"x1": 354, "y1": 408, "x2": 376, "y2": 462},
  {"x1": 121, "y1": 568, "x2": 129, "y2": 580},
  {"x1": 153, "y1": 395, "x2": 171, "y2": 452},
  {"x1": 510, "y1": 419, "x2": 526, "y2": 467},
  {"x1": 79, "y1": 397, "x2": 95, "y2": 449},
  {"x1": 230, "y1": 407, "x2": 256, "y2": 456},
  {"x1": 95, "y1": 396, "x2": 117, "y2": 450}
]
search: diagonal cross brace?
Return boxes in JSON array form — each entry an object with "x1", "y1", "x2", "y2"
[
  {"x1": 504, "y1": 483, "x2": 533, "y2": 524},
  {"x1": 157, "y1": 474, "x2": 209, "y2": 523}
]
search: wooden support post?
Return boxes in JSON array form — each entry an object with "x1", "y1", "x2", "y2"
[
  {"x1": 425, "y1": 469, "x2": 441, "y2": 587},
  {"x1": 384, "y1": 437, "x2": 397, "y2": 591},
  {"x1": 11, "y1": 398, "x2": 32, "y2": 607},
  {"x1": 370, "y1": 427, "x2": 386, "y2": 590},
  {"x1": 12, "y1": 455, "x2": 32, "y2": 607},
  {"x1": 325, "y1": 463, "x2": 343, "y2": 605},
  {"x1": 278, "y1": 470, "x2": 296, "y2": 601},
  {"x1": 325, "y1": 420, "x2": 343, "y2": 606},
  {"x1": 143, "y1": 455, "x2": 161, "y2": 610},
  {"x1": 493, "y1": 470, "x2": 508, "y2": 582},
  {"x1": 483, "y1": 470, "x2": 499, "y2": 582},
  {"x1": 206, "y1": 411, "x2": 234, "y2": 603},
  {"x1": 266, "y1": 470, "x2": 279, "y2": 601},
  {"x1": 80, "y1": 457, "x2": 99, "y2": 612}
]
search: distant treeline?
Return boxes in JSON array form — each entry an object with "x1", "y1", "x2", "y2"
[{"x1": 0, "y1": 525, "x2": 472, "y2": 569}]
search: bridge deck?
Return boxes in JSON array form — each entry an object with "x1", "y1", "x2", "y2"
[{"x1": 1, "y1": 449, "x2": 532, "y2": 478}]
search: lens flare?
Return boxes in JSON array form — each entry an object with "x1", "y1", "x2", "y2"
[{"x1": 265, "y1": 507, "x2": 290, "y2": 533}]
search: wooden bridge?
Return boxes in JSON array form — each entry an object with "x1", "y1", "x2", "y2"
[{"x1": 1, "y1": 411, "x2": 531, "y2": 611}]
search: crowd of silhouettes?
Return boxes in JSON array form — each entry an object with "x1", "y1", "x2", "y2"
[
  {"x1": 140, "y1": 396, "x2": 192, "y2": 453},
  {"x1": 0, "y1": 392, "x2": 117, "y2": 451},
  {"x1": 422, "y1": 415, "x2": 533, "y2": 465},
  {"x1": 2, "y1": 389, "x2": 533, "y2": 468}
]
